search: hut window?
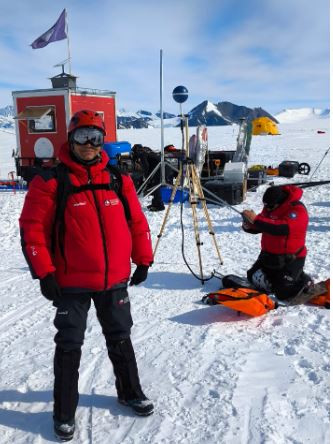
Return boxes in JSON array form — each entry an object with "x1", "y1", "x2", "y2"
[{"x1": 26, "y1": 106, "x2": 56, "y2": 133}]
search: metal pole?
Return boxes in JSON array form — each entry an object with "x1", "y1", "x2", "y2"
[
  {"x1": 160, "y1": 49, "x2": 165, "y2": 183},
  {"x1": 309, "y1": 147, "x2": 330, "y2": 180},
  {"x1": 65, "y1": 9, "x2": 72, "y2": 74}
]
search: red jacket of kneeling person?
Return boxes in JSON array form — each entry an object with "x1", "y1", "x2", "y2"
[{"x1": 244, "y1": 185, "x2": 308, "y2": 258}]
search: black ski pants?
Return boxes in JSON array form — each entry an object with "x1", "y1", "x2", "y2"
[
  {"x1": 247, "y1": 255, "x2": 308, "y2": 300},
  {"x1": 53, "y1": 285, "x2": 145, "y2": 422}
]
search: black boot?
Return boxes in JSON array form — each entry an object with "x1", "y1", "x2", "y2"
[
  {"x1": 53, "y1": 347, "x2": 81, "y2": 424},
  {"x1": 148, "y1": 191, "x2": 165, "y2": 212},
  {"x1": 118, "y1": 397, "x2": 154, "y2": 416},
  {"x1": 54, "y1": 418, "x2": 75, "y2": 441},
  {"x1": 107, "y1": 337, "x2": 154, "y2": 416}
]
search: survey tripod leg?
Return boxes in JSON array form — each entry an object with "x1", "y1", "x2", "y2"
[
  {"x1": 190, "y1": 164, "x2": 223, "y2": 266},
  {"x1": 187, "y1": 167, "x2": 204, "y2": 282},
  {"x1": 153, "y1": 167, "x2": 183, "y2": 256}
]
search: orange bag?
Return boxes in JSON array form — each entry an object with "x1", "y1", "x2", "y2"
[
  {"x1": 266, "y1": 167, "x2": 279, "y2": 176},
  {"x1": 203, "y1": 287, "x2": 277, "y2": 317},
  {"x1": 309, "y1": 279, "x2": 330, "y2": 309}
]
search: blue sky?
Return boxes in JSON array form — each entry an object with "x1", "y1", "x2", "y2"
[{"x1": 0, "y1": 0, "x2": 329, "y2": 114}]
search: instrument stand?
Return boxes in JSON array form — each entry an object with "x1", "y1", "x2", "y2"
[
  {"x1": 153, "y1": 114, "x2": 224, "y2": 284},
  {"x1": 136, "y1": 98, "x2": 188, "y2": 201},
  {"x1": 136, "y1": 156, "x2": 179, "y2": 199}
]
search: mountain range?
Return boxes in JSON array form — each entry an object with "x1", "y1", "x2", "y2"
[
  {"x1": 117, "y1": 101, "x2": 280, "y2": 128},
  {"x1": 0, "y1": 103, "x2": 330, "y2": 131}
]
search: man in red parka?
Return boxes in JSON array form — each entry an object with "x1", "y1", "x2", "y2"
[
  {"x1": 19, "y1": 110, "x2": 154, "y2": 441},
  {"x1": 241, "y1": 185, "x2": 313, "y2": 303}
]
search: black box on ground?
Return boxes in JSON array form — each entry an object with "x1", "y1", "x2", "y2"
[
  {"x1": 278, "y1": 161, "x2": 299, "y2": 178},
  {"x1": 203, "y1": 180, "x2": 244, "y2": 205},
  {"x1": 247, "y1": 170, "x2": 267, "y2": 190}
]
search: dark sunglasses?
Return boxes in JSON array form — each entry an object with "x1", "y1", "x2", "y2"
[{"x1": 72, "y1": 127, "x2": 104, "y2": 147}]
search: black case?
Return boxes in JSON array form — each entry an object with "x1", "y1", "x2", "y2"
[
  {"x1": 278, "y1": 161, "x2": 299, "y2": 178},
  {"x1": 247, "y1": 170, "x2": 267, "y2": 190},
  {"x1": 203, "y1": 180, "x2": 243, "y2": 205}
]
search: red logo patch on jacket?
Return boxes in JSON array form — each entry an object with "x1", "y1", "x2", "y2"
[{"x1": 104, "y1": 199, "x2": 119, "y2": 206}]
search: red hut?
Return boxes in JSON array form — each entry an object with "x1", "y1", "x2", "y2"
[{"x1": 12, "y1": 72, "x2": 117, "y2": 180}]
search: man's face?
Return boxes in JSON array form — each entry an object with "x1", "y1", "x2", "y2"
[
  {"x1": 72, "y1": 143, "x2": 102, "y2": 161},
  {"x1": 71, "y1": 126, "x2": 104, "y2": 161}
]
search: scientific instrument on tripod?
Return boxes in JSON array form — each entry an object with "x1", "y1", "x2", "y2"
[{"x1": 153, "y1": 85, "x2": 224, "y2": 284}]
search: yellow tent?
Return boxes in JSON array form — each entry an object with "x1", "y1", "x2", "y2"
[{"x1": 252, "y1": 117, "x2": 280, "y2": 135}]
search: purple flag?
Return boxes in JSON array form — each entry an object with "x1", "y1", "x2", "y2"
[{"x1": 31, "y1": 9, "x2": 67, "y2": 49}]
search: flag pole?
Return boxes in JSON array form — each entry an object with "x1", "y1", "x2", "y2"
[{"x1": 65, "y1": 9, "x2": 72, "y2": 73}]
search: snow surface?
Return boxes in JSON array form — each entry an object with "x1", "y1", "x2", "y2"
[
  {"x1": 0, "y1": 118, "x2": 330, "y2": 443},
  {"x1": 275, "y1": 108, "x2": 330, "y2": 124}
]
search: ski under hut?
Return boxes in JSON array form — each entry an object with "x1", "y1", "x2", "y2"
[
  {"x1": 252, "y1": 117, "x2": 279, "y2": 136},
  {"x1": 12, "y1": 72, "x2": 117, "y2": 181}
]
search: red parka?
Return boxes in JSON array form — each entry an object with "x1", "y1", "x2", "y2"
[
  {"x1": 245, "y1": 185, "x2": 308, "y2": 257},
  {"x1": 19, "y1": 145, "x2": 153, "y2": 292}
]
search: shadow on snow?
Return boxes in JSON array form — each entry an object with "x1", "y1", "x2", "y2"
[
  {"x1": 169, "y1": 304, "x2": 249, "y2": 325},
  {"x1": 0, "y1": 389, "x2": 138, "y2": 441}
]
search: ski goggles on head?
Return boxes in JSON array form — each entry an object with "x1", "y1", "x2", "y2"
[{"x1": 72, "y1": 127, "x2": 104, "y2": 147}]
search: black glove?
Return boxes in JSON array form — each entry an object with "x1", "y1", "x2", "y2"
[
  {"x1": 129, "y1": 265, "x2": 149, "y2": 286},
  {"x1": 40, "y1": 274, "x2": 62, "y2": 302}
]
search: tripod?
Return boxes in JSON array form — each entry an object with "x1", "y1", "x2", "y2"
[
  {"x1": 135, "y1": 151, "x2": 178, "y2": 200},
  {"x1": 136, "y1": 103, "x2": 187, "y2": 201},
  {"x1": 153, "y1": 114, "x2": 223, "y2": 284}
]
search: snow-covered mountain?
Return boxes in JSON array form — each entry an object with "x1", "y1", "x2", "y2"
[
  {"x1": 216, "y1": 101, "x2": 279, "y2": 124},
  {"x1": 275, "y1": 107, "x2": 330, "y2": 123},
  {"x1": 187, "y1": 101, "x2": 232, "y2": 126},
  {"x1": 0, "y1": 115, "x2": 14, "y2": 130},
  {"x1": 117, "y1": 109, "x2": 178, "y2": 129},
  {"x1": 0, "y1": 105, "x2": 15, "y2": 131},
  {"x1": 0, "y1": 105, "x2": 14, "y2": 117},
  {"x1": 187, "y1": 100, "x2": 279, "y2": 127}
]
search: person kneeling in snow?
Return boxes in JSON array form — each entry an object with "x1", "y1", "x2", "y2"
[{"x1": 241, "y1": 185, "x2": 314, "y2": 303}]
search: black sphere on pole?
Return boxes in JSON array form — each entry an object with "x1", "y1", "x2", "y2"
[{"x1": 172, "y1": 85, "x2": 188, "y2": 104}]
